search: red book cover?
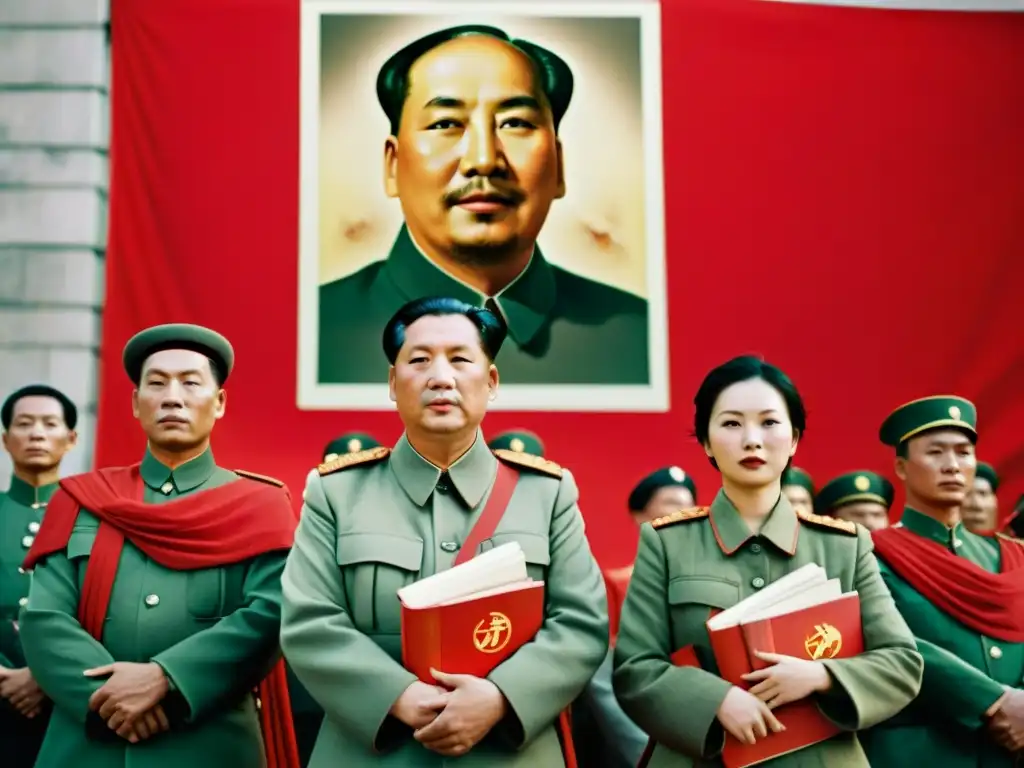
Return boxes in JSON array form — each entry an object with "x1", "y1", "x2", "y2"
[
  {"x1": 400, "y1": 581, "x2": 545, "y2": 682},
  {"x1": 665, "y1": 594, "x2": 863, "y2": 768}
]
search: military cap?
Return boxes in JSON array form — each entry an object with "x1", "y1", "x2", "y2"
[
  {"x1": 815, "y1": 471, "x2": 894, "y2": 515},
  {"x1": 488, "y1": 430, "x2": 545, "y2": 457},
  {"x1": 123, "y1": 324, "x2": 235, "y2": 386},
  {"x1": 628, "y1": 467, "x2": 697, "y2": 512},
  {"x1": 975, "y1": 461, "x2": 999, "y2": 491},
  {"x1": 781, "y1": 466, "x2": 815, "y2": 495},
  {"x1": 376, "y1": 25, "x2": 574, "y2": 135},
  {"x1": 1, "y1": 384, "x2": 78, "y2": 431},
  {"x1": 323, "y1": 432, "x2": 382, "y2": 463},
  {"x1": 879, "y1": 395, "x2": 976, "y2": 448}
]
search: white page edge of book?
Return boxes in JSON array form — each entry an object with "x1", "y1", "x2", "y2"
[
  {"x1": 739, "y1": 580, "x2": 845, "y2": 624},
  {"x1": 706, "y1": 564, "x2": 827, "y2": 631}
]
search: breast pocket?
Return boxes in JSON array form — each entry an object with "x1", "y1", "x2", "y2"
[
  {"x1": 485, "y1": 532, "x2": 550, "y2": 582},
  {"x1": 187, "y1": 568, "x2": 226, "y2": 620},
  {"x1": 668, "y1": 576, "x2": 740, "y2": 654},
  {"x1": 336, "y1": 533, "x2": 423, "y2": 635}
]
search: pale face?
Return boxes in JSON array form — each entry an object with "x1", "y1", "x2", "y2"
[
  {"x1": 833, "y1": 501, "x2": 890, "y2": 532},
  {"x1": 896, "y1": 429, "x2": 976, "y2": 510},
  {"x1": 631, "y1": 485, "x2": 696, "y2": 526},
  {"x1": 388, "y1": 314, "x2": 498, "y2": 439},
  {"x1": 385, "y1": 35, "x2": 565, "y2": 264},
  {"x1": 705, "y1": 378, "x2": 799, "y2": 490},
  {"x1": 2, "y1": 395, "x2": 77, "y2": 471},
  {"x1": 132, "y1": 349, "x2": 226, "y2": 453},
  {"x1": 962, "y1": 476, "x2": 998, "y2": 531},
  {"x1": 783, "y1": 484, "x2": 814, "y2": 517}
]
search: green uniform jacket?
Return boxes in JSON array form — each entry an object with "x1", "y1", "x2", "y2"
[
  {"x1": 861, "y1": 508, "x2": 1024, "y2": 768},
  {"x1": 280, "y1": 432, "x2": 609, "y2": 766},
  {"x1": 613, "y1": 490, "x2": 923, "y2": 768},
  {"x1": 0, "y1": 475, "x2": 57, "y2": 766},
  {"x1": 19, "y1": 449, "x2": 287, "y2": 768},
  {"x1": 317, "y1": 225, "x2": 649, "y2": 385}
]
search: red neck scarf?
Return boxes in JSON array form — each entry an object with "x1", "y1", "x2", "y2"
[
  {"x1": 23, "y1": 464, "x2": 301, "y2": 768},
  {"x1": 872, "y1": 525, "x2": 1024, "y2": 642}
]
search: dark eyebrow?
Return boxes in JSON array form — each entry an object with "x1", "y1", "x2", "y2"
[
  {"x1": 719, "y1": 409, "x2": 780, "y2": 417},
  {"x1": 145, "y1": 368, "x2": 205, "y2": 378},
  {"x1": 423, "y1": 95, "x2": 543, "y2": 112}
]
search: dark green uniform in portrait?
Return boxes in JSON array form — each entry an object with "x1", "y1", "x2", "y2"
[
  {"x1": 316, "y1": 25, "x2": 649, "y2": 386},
  {"x1": 19, "y1": 324, "x2": 297, "y2": 768},
  {"x1": 613, "y1": 491, "x2": 923, "y2": 767},
  {"x1": 280, "y1": 434, "x2": 609, "y2": 766},
  {"x1": 863, "y1": 396, "x2": 1024, "y2": 768}
]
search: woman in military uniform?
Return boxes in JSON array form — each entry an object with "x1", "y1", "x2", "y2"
[{"x1": 613, "y1": 355, "x2": 923, "y2": 767}]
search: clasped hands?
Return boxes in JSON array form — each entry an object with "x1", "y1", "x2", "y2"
[
  {"x1": 0, "y1": 665, "x2": 46, "y2": 718},
  {"x1": 715, "y1": 651, "x2": 832, "y2": 745},
  {"x1": 389, "y1": 668, "x2": 508, "y2": 757},
  {"x1": 986, "y1": 688, "x2": 1024, "y2": 753},
  {"x1": 84, "y1": 661, "x2": 171, "y2": 744}
]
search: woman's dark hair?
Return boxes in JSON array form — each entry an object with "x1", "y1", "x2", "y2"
[
  {"x1": 693, "y1": 356, "x2": 807, "y2": 469},
  {"x1": 382, "y1": 296, "x2": 507, "y2": 364}
]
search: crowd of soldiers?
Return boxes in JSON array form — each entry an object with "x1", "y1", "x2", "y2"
[{"x1": 1, "y1": 296, "x2": 1022, "y2": 768}]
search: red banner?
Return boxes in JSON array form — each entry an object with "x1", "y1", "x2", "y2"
[{"x1": 100, "y1": 0, "x2": 1024, "y2": 565}]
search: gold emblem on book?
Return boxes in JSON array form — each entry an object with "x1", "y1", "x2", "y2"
[
  {"x1": 473, "y1": 612, "x2": 513, "y2": 654},
  {"x1": 804, "y1": 623, "x2": 843, "y2": 660}
]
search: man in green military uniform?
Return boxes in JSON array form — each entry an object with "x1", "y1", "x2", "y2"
[
  {"x1": 19, "y1": 324, "x2": 299, "y2": 767},
  {"x1": 865, "y1": 396, "x2": 1024, "y2": 767},
  {"x1": 963, "y1": 461, "x2": 1000, "y2": 534},
  {"x1": 283, "y1": 296, "x2": 609, "y2": 766},
  {"x1": 1, "y1": 384, "x2": 79, "y2": 766},
  {"x1": 486, "y1": 430, "x2": 545, "y2": 457},
  {"x1": 317, "y1": 25, "x2": 649, "y2": 386},
  {"x1": 781, "y1": 466, "x2": 814, "y2": 516},
  {"x1": 815, "y1": 471, "x2": 894, "y2": 532}
]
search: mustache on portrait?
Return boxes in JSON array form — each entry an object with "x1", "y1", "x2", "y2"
[{"x1": 443, "y1": 178, "x2": 525, "y2": 208}]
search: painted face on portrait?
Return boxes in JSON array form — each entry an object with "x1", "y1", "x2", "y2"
[
  {"x1": 705, "y1": 378, "x2": 799, "y2": 490},
  {"x1": 2, "y1": 395, "x2": 77, "y2": 471},
  {"x1": 385, "y1": 34, "x2": 565, "y2": 265},
  {"x1": 133, "y1": 349, "x2": 226, "y2": 452},
  {"x1": 389, "y1": 313, "x2": 498, "y2": 438},
  {"x1": 895, "y1": 429, "x2": 975, "y2": 509}
]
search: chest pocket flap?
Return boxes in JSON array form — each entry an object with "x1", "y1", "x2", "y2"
[
  {"x1": 668, "y1": 576, "x2": 740, "y2": 610},
  {"x1": 336, "y1": 532, "x2": 423, "y2": 572},
  {"x1": 486, "y1": 531, "x2": 550, "y2": 567},
  {"x1": 66, "y1": 528, "x2": 98, "y2": 560}
]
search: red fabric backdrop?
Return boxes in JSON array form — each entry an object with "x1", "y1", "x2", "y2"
[{"x1": 99, "y1": 0, "x2": 1024, "y2": 566}]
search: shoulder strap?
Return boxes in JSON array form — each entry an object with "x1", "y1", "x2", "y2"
[{"x1": 453, "y1": 462, "x2": 519, "y2": 567}]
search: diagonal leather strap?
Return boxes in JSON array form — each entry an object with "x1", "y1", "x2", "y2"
[{"x1": 453, "y1": 462, "x2": 518, "y2": 566}]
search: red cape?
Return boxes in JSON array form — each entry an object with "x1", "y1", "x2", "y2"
[
  {"x1": 24, "y1": 464, "x2": 300, "y2": 768},
  {"x1": 872, "y1": 525, "x2": 1024, "y2": 642}
]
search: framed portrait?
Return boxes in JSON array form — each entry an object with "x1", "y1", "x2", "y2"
[{"x1": 298, "y1": 0, "x2": 668, "y2": 411}]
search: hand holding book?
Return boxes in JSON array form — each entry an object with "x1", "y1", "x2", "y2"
[
  {"x1": 741, "y1": 650, "x2": 834, "y2": 710},
  {"x1": 715, "y1": 686, "x2": 785, "y2": 746},
  {"x1": 388, "y1": 680, "x2": 448, "y2": 729},
  {"x1": 412, "y1": 669, "x2": 509, "y2": 757}
]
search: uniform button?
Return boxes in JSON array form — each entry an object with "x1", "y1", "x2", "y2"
[
  {"x1": 160, "y1": 481, "x2": 174, "y2": 495},
  {"x1": 990, "y1": 645, "x2": 1003, "y2": 659},
  {"x1": 18, "y1": 567, "x2": 26, "y2": 575},
  {"x1": 751, "y1": 577, "x2": 766, "y2": 589},
  {"x1": 18, "y1": 597, "x2": 28, "y2": 607},
  {"x1": 21, "y1": 535, "x2": 34, "y2": 548},
  {"x1": 750, "y1": 543, "x2": 762, "y2": 554},
  {"x1": 953, "y1": 539, "x2": 963, "y2": 548},
  {"x1": 145, "y1": 594, "x2": 160, "y2": 607},
  {"x1": 440, "y1": 541, "x2": 459, "y2": 553},
  {"x1": 28, "y1": 521, "x2": 40, "y2": 534}
]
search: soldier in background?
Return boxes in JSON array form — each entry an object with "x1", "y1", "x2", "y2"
[
  {"x1": 0, "y1": 385, "x2": 78, "y2": 767},
  {"x1": 322, "y1": 433, "x2": 382, "y2": 464},
  {"x1": 962, "y1": 461, "x2": 999, "y2": 534},
  {"x1": 781, "y1": 466, "x2": 814, "y2": 516},
  {"x1": 487, "y1": 430, "x2": 545, "y2": 457},
  {"x1": 815, "y1": 471, "x2": 893, "y2": 532}
]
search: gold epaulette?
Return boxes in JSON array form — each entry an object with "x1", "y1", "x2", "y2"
[
  {"x1": 318, "y1": 446, "x2": 390, "y2": 476},
  {"x1": 797, "y1": 509, "x2": 858, "y2": 535},
  {"x1": 493, "y1": 449, "x2": 563, "y2": 478},
  {"x1": 234, "y1": 469, "x2": 284, "y2": 487},
  {"x1": 651, "y1": 506, "x2": 710, "y2": 530}
]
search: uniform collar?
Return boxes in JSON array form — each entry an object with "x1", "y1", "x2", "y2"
[
  {"x1": 140, "y1": 446, "x2": 217, "y2": 493},
  {"x1": 708, "y1": 488, "x2": 800, "y2": 556},
  {"x1": 382, "y1": 225, "x2": 557, "y2": 348},
  {"x1": 899, "y1": 507, "x2": 967, "y2": 548},
  {"x1": 5, "y1": 474, "x2": 60, "y2": 508},
  {"x1": 389, "y1": 430, "x2": 497, "y2": 508}
]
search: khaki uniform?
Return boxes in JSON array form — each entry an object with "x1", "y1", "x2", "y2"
[
  {"x1": 280, "y1": 433, "x2": 608, "y2": 766},
  {"x1": 613, "y1": 491, "x2": 923, "y2": 767}
]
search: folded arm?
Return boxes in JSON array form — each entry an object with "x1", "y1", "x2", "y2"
[
  {"x1": 280, "y1": 471, "x2": 417, "y2": 753},
  {"x1": 613, "y1": 523, "x2": 732, "y2": 759},
  {"x1": 816, "y1": 529, "x2": 924, "y2": 730},
  {"x1": 486, "y1": 470, "x2": 610, "y2": 748}
]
